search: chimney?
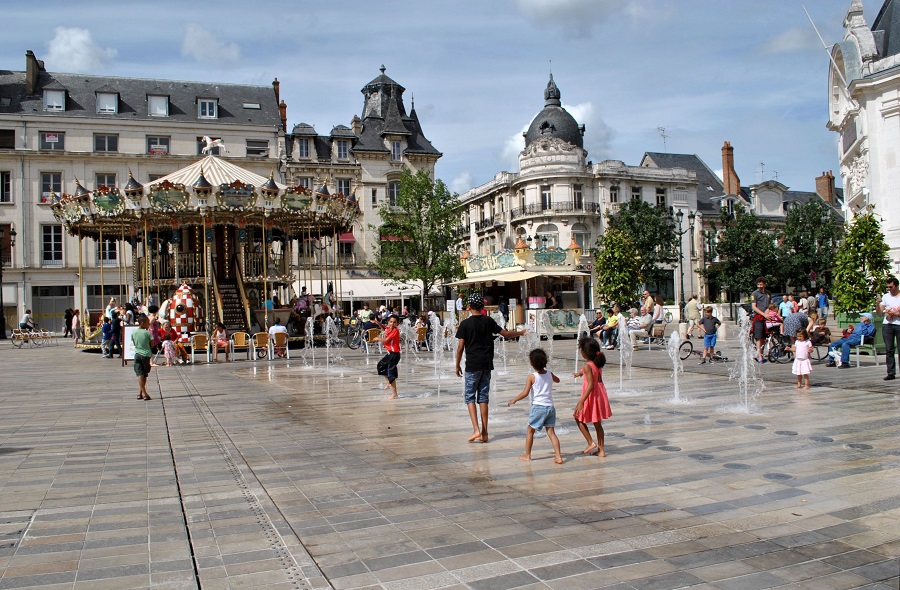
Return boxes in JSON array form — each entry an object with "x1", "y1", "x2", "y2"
[
  {"x1": 351, "y1": 114, "x2": 361, "y2": 137},
  {"x1": 721, "y1": 141, "x2": 741, "y2": 195},
  {"x1": 272, "y1": 77, "x2": 280, "y2": 104},
  {"x1": 278, "y1": 100, "x2": 287, "y2": 132},
  {"x1": 816, "y1": 170, "x2": 836, "y2": 204},
  {"x1": 25, "y1": 50, "x2": 44, "y2": 96}
]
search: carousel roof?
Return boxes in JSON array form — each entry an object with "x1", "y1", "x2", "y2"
[{"x1": 148, "y1": 155, "x2": 287, "y2": 191}]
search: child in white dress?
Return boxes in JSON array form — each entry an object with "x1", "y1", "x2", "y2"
[
  {"x1": 162, "y1": 334, "x2": 177, "y2": 367},
  {"x1": 789, "y1": 328, "x2": 813, "y2": 390}
]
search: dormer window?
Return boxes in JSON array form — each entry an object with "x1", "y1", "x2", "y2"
[
  {"x1": 391, "y1": 141, "x2": 402, "y2": 161},
  {"x1": 43, "y1": 90, "x2": 65, "y2": 112},
  {"x1": 198, "y1": 98, "x2": 217, "y2": 119},
  {"x1": 336, "y1": 140, "x2": 349, "y2": 160},
  {"x1": 148, "y1": 95, "x2": 168, "y2": 117},
  {"x1": 96, "y1": 92, "x2": 118, "y2": 114}
]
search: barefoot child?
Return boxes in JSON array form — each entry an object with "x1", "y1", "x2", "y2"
[
  {"x1": 507, "y1": 349, "x2": 563, "y2": 464},
  {"x1": 162, "y1": 333, "x2": 177, "y2": 367},
  {"x1": 374, "y1": 315, "x2": 401, "y2": 399},
  {"x1": 455, "y1": 293, "x2": 525, "y2": 443},
  {"x1": 788, "y1": 328, "x2": 813, "y2": 390},
  {"x1": 573, "y1": 336, "x2": 612, "y2": 457}
]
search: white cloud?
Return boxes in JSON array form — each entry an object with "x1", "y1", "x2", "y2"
[
  {"x1": 759, "y1": 27, "x2": 820, "y2": 54},
  {"x1": 181, "y1": 24, "x2": 241, "y2": 66},
  {"x1": 451, "y1": 171, "x2": 474, "y2": 194},
  {"x1": 516, "y1": 0, "x2": 667, "y2": 36},
  {"x1": 714, "y1": 169, "x2": 724, "y2": 182},
  {"x1": 501, "y1": 124, "x2": 529, "y2": 170},
  {"x1": 45, "y1": 27, "x2": 116, "y2": 72}
]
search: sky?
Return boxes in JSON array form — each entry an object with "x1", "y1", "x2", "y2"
[{"x1": 0, "y1": 0, "x2": 882, "y2": 195}]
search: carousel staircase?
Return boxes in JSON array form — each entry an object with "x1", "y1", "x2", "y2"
[{"x1": 217, "y1": 281, "x2": 249, "y2": 333}]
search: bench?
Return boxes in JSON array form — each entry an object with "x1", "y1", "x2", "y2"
[{"x1": 835, "y1": 315, "x2": 882, "y2": 367}]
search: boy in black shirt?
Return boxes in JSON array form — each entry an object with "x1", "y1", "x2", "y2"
[{"x1": 455, "y1": 293, "x2": 524, "y2": 443}]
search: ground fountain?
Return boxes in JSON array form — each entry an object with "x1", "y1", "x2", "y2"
[
  {"x1": 539, "y1": 310, "x2": 555, "y2": 360},
  {"x1": 517, "y1": 319, "x2": 539, "y2": 359},
  {"x1": 302, "y1": 316, "x2": 316, "y2": 368},
  {"x1": 726, "y1": 309, "x2": 763, "y2": 413},
  {"x1": 491, "y1": 311, "x2": 509, "y2": 376},
  {"x1": 575, "y1": 314, "x2": 589, "y2": 372},
  {"x1": 430, "y1": 314, "x2": 446, "y2": 406},
  {"x1": 398, "y1": 318, "x2": 420, "y2": 362},
  {"x1": 323, "y1": 316, "x2": 344, "y2": 370},
  {"x1": 618, "y1": 314, "x2": 635, "y2": 390},
  {"x1": 666, "y1": 330, "x2": 689, "y2": 404}
]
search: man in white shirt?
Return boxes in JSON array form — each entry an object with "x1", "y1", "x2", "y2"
[
  {"x1": 877, "y1": 276, "x2": 900, "y2": 381},
  {"x1": 268, "y1": 318, "x2": 289, "y2": 358},
  {"x1": 456, "y1": 296, "x2": 464, "y2": 312}
]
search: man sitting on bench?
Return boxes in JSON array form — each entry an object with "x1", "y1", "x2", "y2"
[{"x1": 826, "y1": 312, "x2": 875, "y2": 368}]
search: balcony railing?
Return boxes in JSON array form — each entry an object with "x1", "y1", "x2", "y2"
[{"x1": 509, "y1": 201, "x2": 601, "y2": 220}]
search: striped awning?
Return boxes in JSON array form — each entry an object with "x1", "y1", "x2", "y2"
[{"x1": 145, "y1": 155, "x2": 287, "y2": 191}]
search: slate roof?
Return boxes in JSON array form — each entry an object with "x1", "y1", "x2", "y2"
[
  {"x1": 641, "y1": 152, "x2": 724, "y2": 214},
  {"x1": 0, "y1": 69, "x2": 280, "y2": 127},
  {"x1": 524, "y1": 75, "x2": 584, "y2": 150},
  {"x1": 873, "y1": 0, "x2": 900, "y2": 58}
]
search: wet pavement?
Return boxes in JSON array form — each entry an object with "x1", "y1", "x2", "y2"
[{"x1": 0, "y1": 330, "x2": 898, "y2": 589}]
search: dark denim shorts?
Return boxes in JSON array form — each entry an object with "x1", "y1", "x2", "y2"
[{"x1": 464, "y1": 370, "x2": 491, "y2": 404}]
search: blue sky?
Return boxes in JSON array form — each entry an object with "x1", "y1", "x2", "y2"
[{"x1": 0, "y1": 0, "x2": 880, "y2": 195}]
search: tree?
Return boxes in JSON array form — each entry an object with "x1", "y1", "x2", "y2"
[
  {"x1": 370, "y1": 168, "x2": 462, "y2": 300},
  {"x1": 774, "y1": 200, "x2": 844, "y2": 290},
  {"x1": 700, "y1": 204, "x2": 776, "y2": 300},
  {"x1": 832, "y1": 208, "x2": 890, "y2": 314},
  {"x1": 594, "y1": 228, "x2": 642, "y2": 306},
  {"x1": 605, "y1": 199, "x2": 677, "y2": 286}
]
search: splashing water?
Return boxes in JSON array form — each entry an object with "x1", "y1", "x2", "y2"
[
  {"x1": 324, "y1": 316, "x2": 344, "y2": 368},
  {"x1": 398, "y1": 318, "x2": 420, "y2": 362},
  {"x1": 727, "y1": 309, "x2": 764, "y2": 413},
  {"x1": 539, "y1": 311, "x2": 555, "y2": 360},
  {"x1": 518, "y1": 320, "x2": 539, "y2": 359},
  {"x1": 303, "y1": 316, "x2": 316, "y2": 368},
  {"x1": 491, "y1": 312, "x2": 509, "y2": 376},
  {"x1": 618, "y1": 314, "x2": 634, "y2": 389},
  {"x1": 430, "y1": 314, "x2": 445, "y2": 406},
  {"x1": 666, "y1": 331, "x2": 689, "y2": 404},
  {"x1": 444, "y1": 314, "x2": 458, "y2": 354},
  {"x1": 575, "y1": 314, "x2": 589, "y2": 372}
]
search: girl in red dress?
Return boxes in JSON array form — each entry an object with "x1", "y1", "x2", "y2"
[{"x1": 573, "y1": 336, "x2": 613, "y2": 457}]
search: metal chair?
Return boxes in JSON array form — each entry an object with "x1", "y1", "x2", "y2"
[
  {"x1": 230, "y1": 331, "x2": 252, "y2": 361},
  {"x1": 415, "y1": 326, "x2": 429, "y2": 351},
  {"x1": 854, "y1": 333, "x2": 879, "y2": 367},
  {"x1": 252, "y1": 332, "x2": 269, "y2": 360},
  {"x1": 363, "y1": 328, "x2": 382, "y2": 355},
  {"x1": 271, "y1": 331, "x2": 290, "y2": 359},
  {"x1": 190, "y1": 333, "x2": 210, "y2": 364}
]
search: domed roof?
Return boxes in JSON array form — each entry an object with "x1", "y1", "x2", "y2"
[{"x1": 523, "y1": 74, "x2": 584, "y2": 150}]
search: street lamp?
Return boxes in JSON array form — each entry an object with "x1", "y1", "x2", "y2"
[
  {"x1": 672, "y1": 208, "x2": 696, "y2": 323},
  {"x1": 0, "y1": 225, "x2": 17, "y2": 339}
]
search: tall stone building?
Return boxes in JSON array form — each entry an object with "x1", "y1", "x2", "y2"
[
  {"x1": 0, "y1": 50, "x2": 283, "y2": 333},
  {"x1": 281, "y1": 66, "x2": 441, "y2": 306},
  {"x1": 828, "y1": 0, "x2": 900, "y2": 261}
]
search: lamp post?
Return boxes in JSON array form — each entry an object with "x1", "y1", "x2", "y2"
[
  {"x1": 0, "y1": 225, "x2": 17, "y2": 339},
  {"x1": 672, "y1": 208, "x2": 696, "y2": 323}
]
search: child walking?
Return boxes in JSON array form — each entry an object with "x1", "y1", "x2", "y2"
[
  {"x1": 162, "y1": 333, "x2": 177, "y2": 367},
  {"x1": 789, "y1": 328, "x2": 813, "y2": 390},
  {"x1": 573, "y1": 336, "x2": 612, "y2": 457},
  {"x1": 507, "y1": 349, "x2": 563, "y2": 464},
  {"x1": 374, "y1": 315, "x2": 401, "y2": 399}
]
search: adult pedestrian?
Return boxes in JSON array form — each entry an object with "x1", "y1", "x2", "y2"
[
  {"x1": 686, "y1": 295, "x2": 701, "y2": 338},
  {"x1": 132, "y1": 315, "x2": 154, "y2": 400},
  {"x1": 455, "y1": 293, "x2": 525, "y2": 443},
  {"x1": 817, "y1": 287, "x2": 830, "y2": 320},
  {"x1": 63, "y1": 308, "x2": 73, "y2": 338},
  {"x1": 783, "y1": 309, "x2": 809, "y2": 344},
  {"x1": 877, "y1": 275, "x2": 900, "y2": 381},
  {"x1": 71, "y1": 309, "x2": 82, "y2": 348},
  {"x1": 751, "y1": 277, "x2": 771, "y2": 363}
]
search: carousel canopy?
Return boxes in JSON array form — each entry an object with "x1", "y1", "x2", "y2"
[{"x1": 50, "y1": 154, "x2": 360, "y2": 240}]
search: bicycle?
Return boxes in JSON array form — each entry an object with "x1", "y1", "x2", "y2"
[
  {"x1": 345, "y1": 320, "x2": 363, "y2": 349},
  {"x1": 764, "y1": 330, "x2": 793, "y2": 364},
  {"x1": 678, "y1": 339, "x2": 728, "y2": 362}
]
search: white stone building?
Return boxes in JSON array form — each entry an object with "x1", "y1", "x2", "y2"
[
  {"x1": 280, "y1": 67, "x2": 442, "y2": 309},
  {"x1": 0, "y1": 50, "x2": 284, "y2": 334},
  {"x1": 828, "y1": 0, "x2": 900, "y2": 260}
]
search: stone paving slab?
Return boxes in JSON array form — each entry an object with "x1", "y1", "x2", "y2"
[{"x1": 0, "y1": 333, "x2": 898, "y2": 589}]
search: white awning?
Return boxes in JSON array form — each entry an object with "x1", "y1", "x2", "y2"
[
  {"x1": 448, "y1": 270, "x2": 541, "y2": 286},
  {"x1": 336, "y1": 278, "x2": 416, "y2": 299},
  {"x1": 539, "y1": 270, "x2": 590, "y2": 277}
]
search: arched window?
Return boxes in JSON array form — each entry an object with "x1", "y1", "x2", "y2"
[
  {"x1": 536, "y1": 223, "x2": 559, "y2": 249},
  {"x1": 498, "y1": 196, "x2": 504, "y2": 213},
  {"x1": 571, "y1": 223, "x2": 590, "y2": 250}
]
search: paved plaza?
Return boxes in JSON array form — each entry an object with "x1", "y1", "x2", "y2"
[{"x1": 0, "y1": 331, "x2": 898, "y2": 590}]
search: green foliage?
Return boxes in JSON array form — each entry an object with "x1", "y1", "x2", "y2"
[
  {"x1": 605, "y1": 199, "x2": 678, "y2": 286},
  {"x1": 594, "y1": 228, "x2": 642, "y2": 306},
  {"x1": 774, "y1": 200, "x2": 844, "y2": 289},
  {"x1": 370, "y1": 168, "x2": 462, "y2": 297},
  {"x1": 832, "y1": 208, "x2": 890, "y2": 314},
  {"x1": 700, "y1": 204, "x2": 776, "y2": 299}
]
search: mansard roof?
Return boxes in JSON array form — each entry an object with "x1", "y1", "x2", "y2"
[
  {"x1": 873, "y1": 0, "x2": 900, "y2": 58},
  {"x1": 641, "y1": 152, "x2": 723, "y2": 213},
  {"x1": 0, "y1": 69, "x2": 280, "y2": 127}
]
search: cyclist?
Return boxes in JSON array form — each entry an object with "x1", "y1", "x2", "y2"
[{"x1": 19, "y1": 309, "x2": 35, "y2": 331}]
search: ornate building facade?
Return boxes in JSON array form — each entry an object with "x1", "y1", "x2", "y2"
[
  {"x1": 828, "y1": 0, "x2": 900, "y2": 260},
  {"x1": 0, "y1": 50, "x2": 284, "y2": 333}
]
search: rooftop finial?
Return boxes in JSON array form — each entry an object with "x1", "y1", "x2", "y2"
[
  {"x1": 544, "y1": 73, "x2": 561, "y2": 107},
  {"x1": 379, "y1": 64, "x2": 386, "y2": 74},
  {"x1": 411, "y1": 92, "x2": 415, "y2": 110}
]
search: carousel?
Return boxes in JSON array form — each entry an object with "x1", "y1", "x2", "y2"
[{"x1": 50, "y1": 142, "x2": 361, "y2": 338}]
